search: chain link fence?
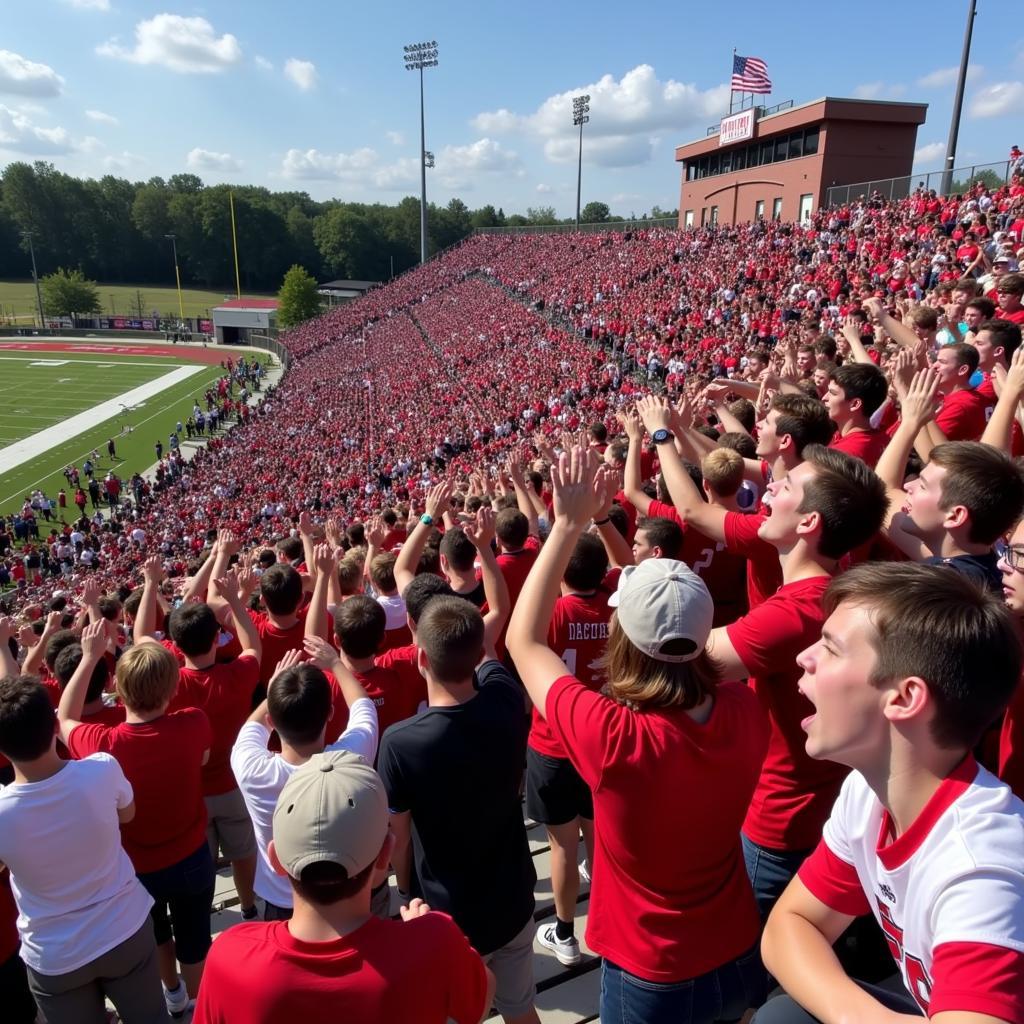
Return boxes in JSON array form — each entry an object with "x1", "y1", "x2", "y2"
[
  {"x1": 474, "y1": 217, "x2": 679, "y2": 237},
  {"x1": 825, "y1": 160, "x2": 1017, "y2": 207}
]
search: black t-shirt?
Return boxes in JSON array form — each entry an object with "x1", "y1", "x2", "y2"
[
  {"x1": 454, "y1": 579, "x2": 486, "y2": 609},
  {"x1": 378, "y1": 660, "x2": 534, "y2": 955},
  {"x1": 923, "y1": 550, "x2": 1001, "y2": 593}
]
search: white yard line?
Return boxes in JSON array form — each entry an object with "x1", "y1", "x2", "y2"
[
  {"x1": 0, "y1": 365, "x2": 204, "y2": 475},
  {"x1": 0, "y1": 355, "x2": 188, "y2": 368}
]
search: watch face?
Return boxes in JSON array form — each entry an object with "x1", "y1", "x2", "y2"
[{"x1": 653, "y1": 429, "x2": 670, "y2": 443}]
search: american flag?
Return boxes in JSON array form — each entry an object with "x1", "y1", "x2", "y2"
[{"x1": 731, "y1": 55, "x2": 772, "y2": 94}]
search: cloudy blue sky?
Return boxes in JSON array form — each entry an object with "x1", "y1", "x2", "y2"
[{"x1": 2, "y1": 0, "x2": 1023, "y2": 216}]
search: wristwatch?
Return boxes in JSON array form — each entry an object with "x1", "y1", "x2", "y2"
[
  {"x1": 651, "y1": 428, "x2": 675, "y2": 445},
  {"x1": 420, "y1": 513, "x2": 434, "y2": 526}
]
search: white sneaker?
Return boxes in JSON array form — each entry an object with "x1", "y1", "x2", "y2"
[
  {"x1": 163, "y1": 982, "x2": 192, "y2": 1019},
  {"x1": 536, "y1": 923, "x2": 582, "y2": 967},
  {"x1": 579, "y1": 859, "x2": 591, "y2": 885}
]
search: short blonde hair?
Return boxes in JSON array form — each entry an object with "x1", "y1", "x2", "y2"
[
  {"x1": 338, "y1": 553, "x2": 364, "y2": 596},
  {"x1": 116, "y1": 642, "x2": 179, "y2": 713},
  {"x1": 701, "y1": 447, "x2": 744, "y2": 498},
  {"x1": 369, "y1": 552, "x2": 397, "y2": 594}
]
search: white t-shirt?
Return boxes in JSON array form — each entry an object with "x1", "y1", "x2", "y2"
[
  {"x1": 799, "y1": 756, "x2": 1024, "y2": 1020},
  {"x1": 0, "y1": 754, "x2": 153, "y2": 975},
  {"x1": 376, "y1": 593, "x2": 408, "y2": 632},
  {"x1": 229, "y1": 699, "x2": 379, "y2": 908}
]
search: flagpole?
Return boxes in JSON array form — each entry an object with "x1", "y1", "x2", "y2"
[
  {"x1": 229, "y1": 191, "x2": 240, "y2": 299},
  {"x1": 729, "y1": 47, "x2": 736, "y2": 114}
]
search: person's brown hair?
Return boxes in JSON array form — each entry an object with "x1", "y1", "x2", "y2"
[
  {"x1": 115, "y1": 641, "x2": 179, "y2": 713},
  {"x1": 824, "y1": 562, "x2": 1022, "y2": 749},
  {"x1": 907, "y1": 305, "x2": 939, "y2": 331},
  {"x1": 260, "y1": 564, "x2": 303, "y2": 615},
  {"x1": 717, "y1": 430, "x2": 757, "y2": 459},
  {"x1": 290, "y1": 859, "x2": 375, "y2": 905},
  {"x1": 369, "y1": 552, "x2": 397, "y2": 594},
  {"x1": 943, "y1": 342, "x2": 980, "y2": 373},
  {"x1": 798, "y1": 445, "x2": 889, "y2": 559},
  {"x1": 600, "y1": 617, "x2": 718, "y2": 711},
  {"x1": 726, "y1": 398, "x2": 756, "y2": 433},
  {"x1": 771, "y1": 393, "x2": 835, "y2": 454},
  {"x1": 337, "y1": 553, "x2": 364, "y2": 596},
  {"x1": 930, "y1": 442, "x2": 1024, "y2": 544},
  {"x1": 416, "y1": 596, "x2": 484, "y2": 684},
  {"x1": 495, "y1": 508, "x2": 529, "y2": 549},
  {"x1": 997, "y1": 272, "x2": 1024, "y2": 297},
  {"x1": 333, "y1": 595, "x2": 385, "y2": 659}
]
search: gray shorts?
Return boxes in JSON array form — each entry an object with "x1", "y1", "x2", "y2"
[
  {"x1": 205, "y1": 788, "x2": 256, "y2": 861},
  {"x1": 483, "y1": 916, "x2": 537, "y2": 1019}
]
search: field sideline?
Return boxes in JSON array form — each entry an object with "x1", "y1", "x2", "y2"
[
  {"x1": 0, "y1": 344, "x2": 230, "y2": 514},
  {"x1": 0, "y1": 280, "x2": 273, "y2": 321}
]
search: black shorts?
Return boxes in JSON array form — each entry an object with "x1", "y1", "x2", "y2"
[{"x1": 525, "y1": 748, "x2": 593, "y2": 826}]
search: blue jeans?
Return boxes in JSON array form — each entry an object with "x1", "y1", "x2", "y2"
[
  {"x1": 741, "y1": 834, "x2": 812, "y2": 922},
  {"x1": 600, "y1": 945, "x2": 766, "y2": 1024}
]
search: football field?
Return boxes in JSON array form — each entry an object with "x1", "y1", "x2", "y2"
[{"x1": 0, "y1": 345, "x2": 226, "y2": 514}]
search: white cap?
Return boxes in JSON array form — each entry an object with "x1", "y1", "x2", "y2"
[{"x1": 608, "y1": 559, "x2": 714, "y2": 663}]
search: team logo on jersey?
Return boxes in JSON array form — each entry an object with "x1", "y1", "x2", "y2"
[{"x1": 879, "y1": 883, "x2": 896, "y2": 904}]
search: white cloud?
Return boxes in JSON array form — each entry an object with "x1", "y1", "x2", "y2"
[
  {"x1": 103, "y1": 150, "x2": 145, "y2": 171},
  {"x1": 852, "y1": 81, "x2": 906, "y2": 100},
  {"x1": 0, "y1": 50, "x2": 64, "y2": 98},
  {"x1": 472, "y1": 64, "x2": 729, "y2": 168},
  {"x1": 385, "y1": 130, "x2": 404, "y2": 146},
  {"x1": 969, "y1": 82, "x2": 1024, "y2": 118},
  {"x1": 913, "y1": 141, "x2": 946, "y2": 167},
  {"x1": 97, "y1": 15, "x2": 242, "y2": 74},
  {"x1": 85, "y1": 108, "x2": 118, "y2": 125},
  {"x1": 535, "y1": 183, "x2": 553, "y2": 193},
  {"x1": 254, "y1": 55, "x2": 273, "y2": 71},
  {"x1": 61, "y1": 0, "x2": 111, "y2": 9},
  {"x1": 186, "y1": 147, "x2": 241, "y2": 172},
  {"x1": 280, "y1": 139, "x2": 520, "y2": 191},
  {"x1": 0, "y1": 104, "x2": 73, "y2": 153},
  {"x1": 79, "y1": 135, "x2": 103, "y2": 154},
  {"x1": 284, "y1": 58, "x2": 317, "y2": 91},
  {"x1": 917, "y1": 65, "x2": 983, "y2": 88}
]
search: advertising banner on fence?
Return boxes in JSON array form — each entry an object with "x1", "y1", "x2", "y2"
[{"x1": 719, "y1": 108, "x2": 755, "y2": 147}]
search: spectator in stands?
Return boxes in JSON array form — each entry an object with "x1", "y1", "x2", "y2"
[{"x1": 193, "y1": 751, "x2": 494, "y2": 1023}]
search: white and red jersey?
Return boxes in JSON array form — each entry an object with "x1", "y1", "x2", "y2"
[{"x1": 800, "y1": 756, "x2": 1024, "y2": 1020}]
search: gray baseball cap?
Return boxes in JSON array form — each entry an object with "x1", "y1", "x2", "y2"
[
  {"x1": 608, "y1": 558, "x2": 714, "y2": 663},
  {"x1": 272, "y1": 751, "x2": 388, "y2": 878}
]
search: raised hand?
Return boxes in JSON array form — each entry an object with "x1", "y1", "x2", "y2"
[
  {"x1": 551, "y1": 446, "x2": 608, "y2": 529},
  {"x1": 862, "y1": 296, "x2": 885, "y2": 322},
  {"x1": 636, "y1": 395, "x2": 673, "y2": 434},
  {"x1": 463, "y1": 505, "x2": 496, "y2": 549},
  {"x1": 399, "y1": 897, "x2": 432, "y2": 921},
  {"x1": 142, "y1": 553, "x2": 165, "y2": 584},
  {"x1": 80, "y1": 620, "x2": 107, "y2": 662},
  {"x1": 218, "y1": 529, "x2": 240, "y2": 556},
  {"x1": 212, "y1": 568, "x2": 240, "y2": 600},
  {"x1": 303, "y1": 635, "x2": 340, "y2": 671},
  {"x1": 900, "y1": 368, "x2": 940, "y2": 430},
  {"x1": 312, "y1": 541, "x2": 336, "y2": 576},
  {"x1": 0, "y1": 616, "x2": 14, "y2": 645},
  {"x1": 1004, "y1": 346, "x2": 1024, "y2": 398},
  {"x1": 424, "y1": 479, "x2": 453, "y2": 521},
  {"x1": 269, "y1": 648, "x2": 303, "y2": 684},
  {"x1": 298, "y1": 510, "x2": 317, "y2": 537},
  {"x1": 617, "y1": 407, "x2": 643, "y2": 441},
  {"x1": 81, "y1": 577, "x2": 101, "y2": 606},
  {"x1": 364, "y1": 515, "x2": 387, "y2": 548}
]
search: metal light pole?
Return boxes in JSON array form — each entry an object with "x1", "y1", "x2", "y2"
[
  {"x1": 404, "y1": 40, "x2": 439, "y2": 265},
  {"x1": 22, "y1": 230, "x2": 44, "y2": 327},
  {"x1": 573, "y1": 95, "x2": 590, "y2": 229},
  {"x1": 165, "y1": 233, "x2": 184, "y2": 320},
  {"x1": 941, "y1": 0, "x2": 977, "y2": 196}
]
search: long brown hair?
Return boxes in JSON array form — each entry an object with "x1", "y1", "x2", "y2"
[{"x1": 600, "y1": 614, "x2": 719, "y2": 711}]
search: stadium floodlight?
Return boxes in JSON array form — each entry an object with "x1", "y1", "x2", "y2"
[
  {"x1": 941, "y1": 0, "x2": 976, "y2": 196},
  {"x1": 572, "y1": 95, "x2": 591, "y2": 230},
  {"x1": 165, "y1": 233, "x2": 184, "y2": 321},
  {"x1": 403, "y1": 40, "x2": 439, "y2": 264},
  {"x1": 21, "y1": 230, "x2": 44, "y2": 328}
]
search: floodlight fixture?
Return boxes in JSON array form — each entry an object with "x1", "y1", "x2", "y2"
[
  {"x1": 572, "y1": 95, "x2": 591, "y2": 229},
  {"x1": 404, "y1": 40, "x2": 440, "y2": 263}
]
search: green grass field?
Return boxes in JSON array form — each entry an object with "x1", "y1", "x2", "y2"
[
  {"x1": 0, "y1": 280, "x2": 272, "y2": 322},
  {"x1": 0, "y1": 351, "x2": 225, "y2": 514}
]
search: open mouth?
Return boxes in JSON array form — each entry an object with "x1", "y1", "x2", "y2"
[{"x1": 800, "y1": 713, "x2": 816, "y2": 731}]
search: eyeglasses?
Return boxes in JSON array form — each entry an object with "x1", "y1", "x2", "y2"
[{"x1": 997, "y1": 541, "x2": 1024, "y2": 570}]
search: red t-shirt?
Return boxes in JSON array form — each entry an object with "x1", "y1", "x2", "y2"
[
  {"x1": 998, "y1": 673, "x2": 1024, "y2": 801},
  {"x1": 1001, "y1": 307, "x2": 1024, "y2": 326},
  {"x1": 66, "y1": 710, "x2": 212, "y2": 873},
  {"x1": 191, "y1": 913, "x2": 488, "y2": 1024},
  {"x1": 935, "y1": 388, "x2": 989, "y2": 441},
  {"x1": 171, "y1": 654, "x2": 260, "y2": 795},
  {"x1": 545, "y1": 675, "x2": 769, "y2": 982},
  {"x1": 828, "y1": 427, "x2": 889, "y2": 468},
  {"x1": 494, "y1": 537, "x2": 541, "y2": 609},
  {"x1": 250, "y1": 607, "x2": 310, "y2": 685},
  {"x1": 327, "y1": 664, "x2": 422, "y2": 747},
  {"x1": 723, "y1": 510, "x2": 783, "y2": 610},
  {"x1": 374, "y1": 643, "x2": 424, "y2": 701},
  {"x1": 529, "y1": 592, "x2": 611, "y2": 759},
  {"x1": 727, "y1": 575, "x2": 847, "y2": 850}
]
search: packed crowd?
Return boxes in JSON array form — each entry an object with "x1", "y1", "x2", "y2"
[{"x1": 2, "y1": 169, "x2": 1024, "y2": 1024}]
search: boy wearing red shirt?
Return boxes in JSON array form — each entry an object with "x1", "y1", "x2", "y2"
[
  {"x1": 639, "y1": 397, "x2": 889, "y2": 918},
  {"x1": 159, "y1": 563, "x2": 262, "y2": 923},
  {"x1": 193, "y1": 750, "x2": 494, "y2": 1024},
  {"x1": 527, "y1": 533, "x2": 610, "y2": 966},
  {"x1": 997, "y1": 272, "x2": 1024, "y2": 325},
  {"x1": 824, "y1": 363, "x2": 889, "y2": 468},
  {"x1": 58, "y1": 624, "x2": 213, "y2": 1018},
  {"x1": 760, "y1": 563, "x2": 1024, "y2": 1024}
]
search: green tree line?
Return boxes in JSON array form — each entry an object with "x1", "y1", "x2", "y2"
[{"x1": 0, "y1": 162, "x2": 676, "y2": 291}]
